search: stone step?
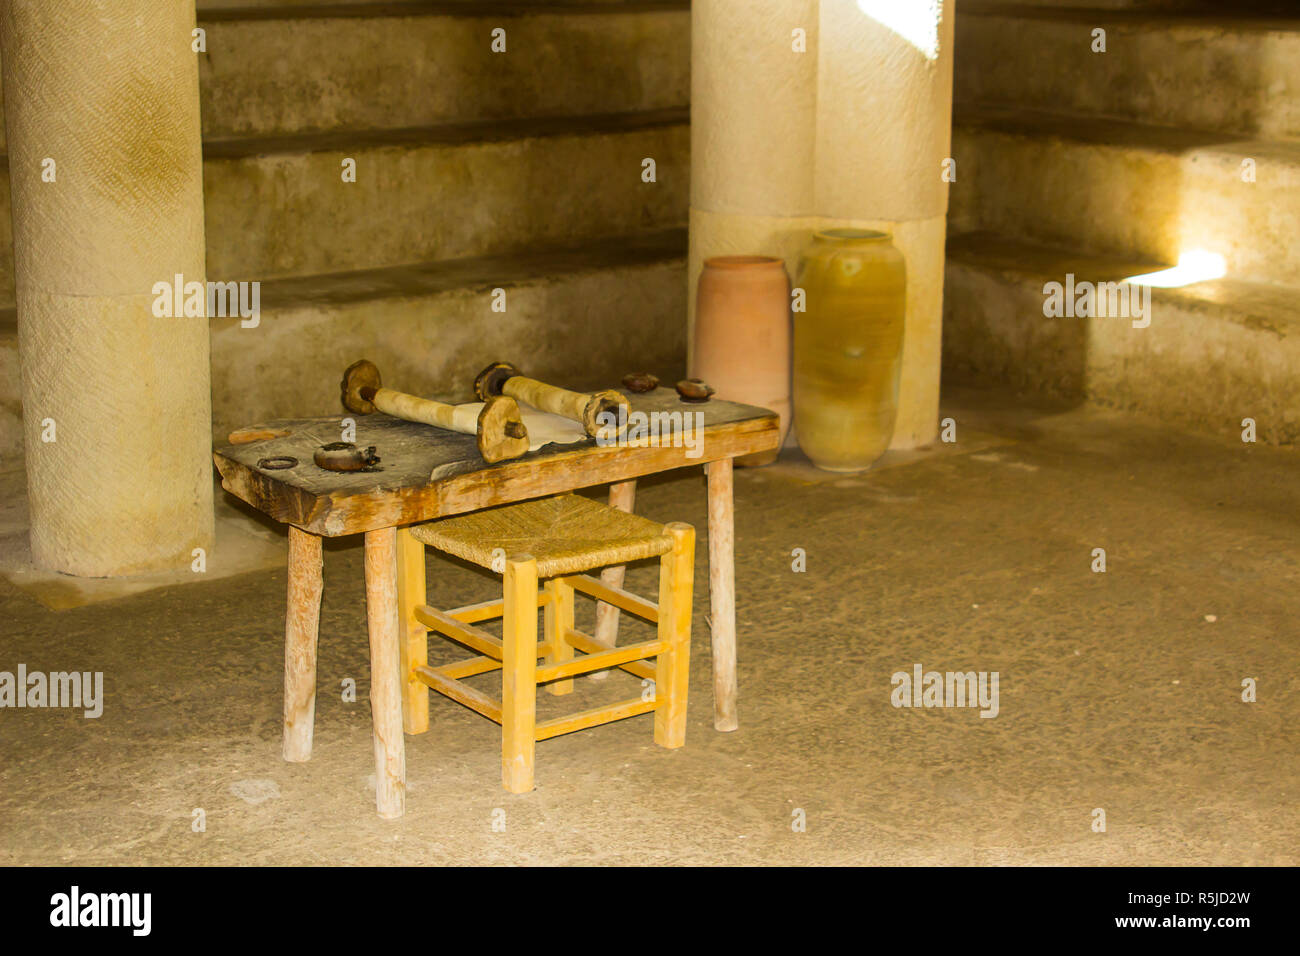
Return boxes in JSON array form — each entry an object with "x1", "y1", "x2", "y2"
[
  {"x1": 943, "y1": 231, "x2": 1300, "y2": 444},
  {"x1": 197, "y1": 1, "x2": 690, "y2": 139},
  {"x1": 198, "y1": 1, "x2": 415, "y2": 8},
  {"x1": 956, "y1": 2, "x2": 1300, "y2": 139},
  {"x1": 949, "y1": 106, "x2": 1300, "y2": 288},
  {"x1": 969, "y1": 1, "x2": 1232, "y2": 9},
  {"x1": 198, "y1": 0, "x2": 644, "y2": 8},
  {"x1": 0, "y1": 2, "x2": 689, "y2": 150},
  {"x1": 0, "y1": 229, "x2": 687, "y2": 462},
  {"x1": 206, "y1": 227, "x2": 687, "y2": 443},
  {"x1": 0, "y1": 109, "x2": 687, "y2": 308},
  {"x1": 203, "y1": 108, "x2": 688, "y2": 282}
]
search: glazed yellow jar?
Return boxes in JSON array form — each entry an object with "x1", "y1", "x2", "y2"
[{"x1": 793, "y1": 229, "x2": 906, "y2": 472}]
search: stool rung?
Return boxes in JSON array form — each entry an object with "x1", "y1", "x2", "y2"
[
  {"x1": 447, "y1": 598, "x2": 504, "y2": 623},
  {"x1": 447, "y1": 589, "x2": 550, "y2": 624},
  {"x1": 566, "y1": 574, "x2": 659, "y2": 623},
  {"x1": 565, "y1": 629, "x2": 656, "y2": 681},
  {"x1": 535, "y1": 696, "x2": 657, "y2": 741},
  {"x1": 414, "y1": 664, "x2": 503, "y2": 724},
  {"x1": 435, "y1": 656, "x2": 502, "y2": 680},
  {"x1": 415, "y1": 604, "x2": 503, "y2": 660},
  {"x1": 536, "y1": 637, "x2": 664, "y2": 684}
]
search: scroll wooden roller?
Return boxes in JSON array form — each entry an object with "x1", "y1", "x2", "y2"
[
  {"x1": 341, "y1": 359, "x2": 530, "y2": 464},
  {"x1": 473, "y1": 362, "x2": 630, "y2": 439}
]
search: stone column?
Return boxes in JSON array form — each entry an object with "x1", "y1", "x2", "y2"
[
  {"x1": 814, "y1": 0, "x2": 954, "y2": 448},
  {"x1": 689, "y1": 0, "x2": 955, "y2": 450},
  {"x1": 688, "y1": 0, "x2": 817, "y2": 369},
  {"x1": 1, "y1": 0, "x2": 213, "y2": 576}
]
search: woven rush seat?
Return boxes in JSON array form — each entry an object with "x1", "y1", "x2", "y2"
[
  {"x1": 408, "y1": 493, "x2": 673, "y2": 577},
  {"x1": 399, "y1": 492, "x2": 696, "y2": 793}
]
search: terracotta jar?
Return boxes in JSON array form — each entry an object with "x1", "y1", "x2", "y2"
[
  {"x1": 793, "y1": 229, "x2": 906, "y2": 472},
  {"x1": 692, "y1": 255, "x2": 791, "y2": 466}
]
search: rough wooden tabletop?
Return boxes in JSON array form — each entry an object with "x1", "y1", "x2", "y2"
[{"x1": 213, "y1": 387, "x2": 779, "y2": 536}]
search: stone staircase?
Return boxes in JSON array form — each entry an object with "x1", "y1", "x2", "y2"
[
  {"x1": 0, "y1": 0, "x2": 691, "y2": 466},
  {"x1": 946, "y1": 1, "x2": 1300, "y2": 443},
  {"x1": 5, "y1": 1, "x2": 1295, "y2": 466}
]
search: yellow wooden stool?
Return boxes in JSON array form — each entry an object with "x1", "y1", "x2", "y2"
[{"x1": 400, "y1": 494, "x2": 695, "y2": 793}]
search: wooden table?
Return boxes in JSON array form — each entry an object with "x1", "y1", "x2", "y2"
[{"x1": 213, "y1": 387, "x2": 778, "y2": 817}]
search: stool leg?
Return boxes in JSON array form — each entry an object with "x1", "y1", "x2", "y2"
[
  {"x1": 543, "y1": 576, "x2": 575, "y2": 696},
  {"x1": 283, "y1": 526, "x2": 323, "y2": 763},
  {"x1": 395, "y1": 527, "x2": 429, "y2": 735},
  {"x1": 365, "y1": 527, "x2": 407, "y2": 819},
  {"x1": 590, "y1": 478, "x2": 636, "y2": 679},
  {"x1": 655, "y1": 523, "x2": 695, "y2": 749},
  {"x1": 502, "y1": 555, "x2": 539, "y2": 793},
  {"x1": 707, "y1": 458, "x2": 740, "y2": 731}
]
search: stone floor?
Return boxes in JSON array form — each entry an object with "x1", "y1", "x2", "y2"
[{"x1": 0, "y1": 384, "x2": 1295, "y2": 865}]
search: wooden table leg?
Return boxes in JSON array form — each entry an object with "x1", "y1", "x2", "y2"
[
  {"x1": 283, "y1": 526, "x2": 323, "y2": 763},
  {"x1": 395, "y1": 527, "x2": 429, "y2": 734},
  {"x1": 364, "y1": 527, "x2": 406, "y2": 819},
  {"x1": 707, "y1": 457, "x2": 739, "y2": 731},
  {"x1": 590, "y1": 478, "x2": 637, "y2": 680}
]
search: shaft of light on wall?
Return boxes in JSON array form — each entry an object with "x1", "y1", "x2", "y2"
[
  {"x1": 1125, "y1": 250, "x2": 1227, "y2": 288},
  {"x1": 856, "y1": 0, "x2": 943, "y2": 61}
]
